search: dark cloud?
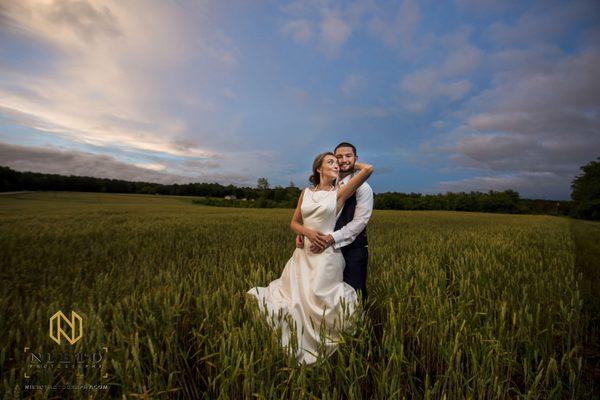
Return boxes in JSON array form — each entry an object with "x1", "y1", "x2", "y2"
[
  {"x1": 434, "y1": 44, "x2": 600, "y2": 199},
  {"x1": 439, "y1": 171, "x2": 571, "y2": 200},
  {"x1": 487, "y1": 1, "x2": 599, "y2": 46},
  {"x1": 462, "y1": 47, "x2": 599, "y2": 166},
  {"x1": 181, "y1": 158, "x2": 221, "y2": 170},
  {"x1": 0, "y1": 142, "x2": 251, "y2": 185},
  {"x1": 455, "y1": 0, "x2": 519, "y2": 12}
]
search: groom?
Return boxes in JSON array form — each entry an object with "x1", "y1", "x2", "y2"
[{"x1": 296, "y1": 142, "x2": 374, "y2": 304}]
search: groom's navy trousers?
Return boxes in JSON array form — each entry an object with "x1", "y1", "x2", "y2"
[
  {"x1": 341, "y1": 246, "x2": 368, "y2": 303},
  {"x1": 335, "y1": 192, "x2": 369, "y2": 304}
]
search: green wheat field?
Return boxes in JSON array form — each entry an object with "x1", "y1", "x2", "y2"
[{"x1": 1, "y1": 192, "x2": 598, "y2": 399}]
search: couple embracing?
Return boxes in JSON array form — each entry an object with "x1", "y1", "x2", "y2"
[{"x1": 247, "y1": 142, "x2": 374, "y2": 365}]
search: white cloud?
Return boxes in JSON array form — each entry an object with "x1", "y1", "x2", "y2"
[
  {"x1": 368, "y1": 0, "x2": 421, "y2": 57},
  {"x1": 279, "y1": 0, "x2": 363, "y2": 58},
  {"x1": 133, "y1": 163, "x2": 167, "y2": 172},
  {"x1": 281, "y1": 19, "x2": 314, "y2": 44},
  {"x1": 439, "y1": 28, "x2": 483, "y2": 76},
  {"x1": 395, "y1": 27, "x2": 481, "y2": 113},
  {"x1": 340, "y1": 73, "x2": 366, "y2": 96},
  {"x1": 399, "y1": 68, "x2": 473, "y2": 112},
  {"x1": 0, "y1": 0, "x2": 122, "y2": 48},
  {"x1": 0, "y1": 0, "x2": 238, "y2": 158},
  {"x1": 318, "y1": 16, "x2": 351, "y2": 57}
]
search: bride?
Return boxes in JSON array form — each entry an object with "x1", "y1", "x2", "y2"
[{"x1": 247, "y1": 152, "x2": 373, "y2": 364}]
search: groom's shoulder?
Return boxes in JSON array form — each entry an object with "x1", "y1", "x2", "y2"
[
  {"x1": 347, "y1": 172, "x2": 373, "y2": 192},
  {"x1": 357, "y1": 181, "x2": 373, "y2": 197}
]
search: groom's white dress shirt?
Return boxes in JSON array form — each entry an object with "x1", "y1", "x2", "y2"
[{"x1": 331, "y1": 172, "x2": 374, "y2": 249}]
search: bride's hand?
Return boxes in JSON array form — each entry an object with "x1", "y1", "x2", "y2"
[
  {"x1": 295, "y1": 234, "x2": 304, "y2": 248},
  {"x1": 305, "y1": 229, "x2": 328, "y2": 249},
  {"x1": 353, "y1": 162, "x2": 370, "y2": 171}
]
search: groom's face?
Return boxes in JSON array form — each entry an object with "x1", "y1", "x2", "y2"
[{"x1": 335, "y1": 146, "x2": 356, "y2": 173}]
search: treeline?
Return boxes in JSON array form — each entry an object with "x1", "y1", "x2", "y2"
[
  {"x1": 375, "y1": 190, "x2": 572, "y2": 215},
  {"x1": 0, "y1": 165, "x2": 572, "y2": 215},
  {"x1": 0, "y1": 165, "x2": 299, "y2": 203}
]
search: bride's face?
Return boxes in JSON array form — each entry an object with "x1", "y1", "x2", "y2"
[{"x1": 319, "y1": 155, "x2": 340, "y2": 183}]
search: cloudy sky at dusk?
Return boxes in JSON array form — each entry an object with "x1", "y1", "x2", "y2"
[{"x1": 1, "y1": 0, "x2": 599, "y2": 199}]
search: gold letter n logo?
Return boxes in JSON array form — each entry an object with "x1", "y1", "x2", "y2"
[{"x1": 49, "y1": 311, "x2": 83, "y2": 345}]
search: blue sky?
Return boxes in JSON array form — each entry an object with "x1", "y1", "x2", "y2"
[{"x1": 0, "y1": 0, "x2": 599, "y2": 199}]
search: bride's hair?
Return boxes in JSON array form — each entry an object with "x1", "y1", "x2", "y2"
[{"x1": 309, "y1": 152, "x2": 335, "y2": 185}]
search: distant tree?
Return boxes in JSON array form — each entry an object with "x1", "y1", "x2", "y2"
[
  {"x1": 257, "y1": 177, "x2": 269, "y2": 190},
  {"x1": 0, "y1": 166, "x2": 20, "y2": 191},
  {"x1": 285, "y1": 180, "x2": 300, "y2": 207},
  {"x1": 571, "y1": 157, "x2": 600, "y2": 220}
]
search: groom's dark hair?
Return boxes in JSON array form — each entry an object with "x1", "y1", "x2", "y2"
[{"x1": 334, "y1": 142, "x2": 357, "y2": 156}]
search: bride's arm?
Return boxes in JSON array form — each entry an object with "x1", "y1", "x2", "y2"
[
  {"x1": 290, "y1": 189, "x2": 307, "y2": 235},
  {"x1": 291, "y1": 189, "x2": 328, "y2": 248},
  {"x1": 336, "y1": 162, "x2": 374, "y2": 211}
]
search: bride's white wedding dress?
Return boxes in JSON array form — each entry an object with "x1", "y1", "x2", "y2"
[{"x1": 247, "y1": 187, "x2": 358, "y2": 364}]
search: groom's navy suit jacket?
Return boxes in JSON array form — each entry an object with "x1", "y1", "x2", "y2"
[{"x1": 335, "y1": 191, "x2": 369, "y2": 301}]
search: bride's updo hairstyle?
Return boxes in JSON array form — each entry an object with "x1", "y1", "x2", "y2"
[{"x1": 309, "y1": 152, "x2": 335, "y2": 185}]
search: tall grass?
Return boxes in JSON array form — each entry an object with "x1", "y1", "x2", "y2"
[
  {"x1": 0, "y1": 192, "x2": 592, "y2": 399},
  {"x1": 570, "y1": 219, "x2": 600, "y2": 396}
]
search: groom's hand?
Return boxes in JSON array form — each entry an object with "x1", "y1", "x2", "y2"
[
  {"x1": 306, "y1": 230, "x2": 328, "y2": 249},
  {"x1": 295, "y1": 235, "x2": 304, "y2": 248},
  {"x1": 310, "y1": 234, "x2": 334, "y2": 253}
]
